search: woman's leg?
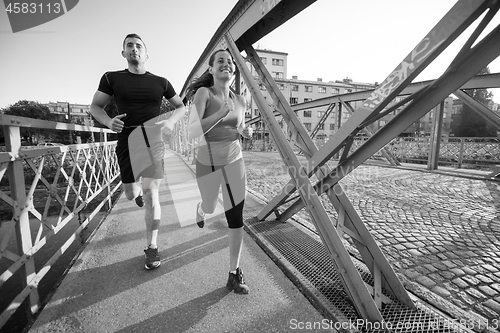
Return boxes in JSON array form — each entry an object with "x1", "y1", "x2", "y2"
[
  {"x1": 196, "y1": 160, "x2": 222, "y2": 214},
  {"x1": 221, "y1": 159, "x2": 247, "y2": 275}
]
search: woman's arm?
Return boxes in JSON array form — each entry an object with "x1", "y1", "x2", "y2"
[
  {"x1": 236, "y1": 95, "x2": 253, "y2": 139},
  {"x1": 187, "y1": 87, "x2": 232, "y2": 139}
]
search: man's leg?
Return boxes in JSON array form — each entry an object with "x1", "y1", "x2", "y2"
[
  {"x1": 122, "y1": 182, "x2": 142, "y2": 202},
  {"x1": 142, "y1": 177, "x2": 162, "y2": 270}
]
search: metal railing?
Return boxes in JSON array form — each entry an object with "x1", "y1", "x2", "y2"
[
  {"x1": 241, "y1": 136, "x2": 500, "y2": 170},
  {"x1": 0, "y1": 115, "x2": 121, "y2": 329}
]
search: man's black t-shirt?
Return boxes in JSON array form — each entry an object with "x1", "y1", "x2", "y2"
[{"x1": 97, "y1": 69, "x2": 176, "y2": 145}]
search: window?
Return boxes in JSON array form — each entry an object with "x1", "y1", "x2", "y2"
[
  {"x1": 290, "y1": 97, "x2": 298, "y2": 105},
  {"x1": 272, "y1": 58, "x2": 284, "y2": 66},
  {"x1": 260, "y1": 57, "x2": 267, "y2": 64},
  {"x1": 332, "y1": 88, "x2": 340, "y2": 94},
  {"x1": 318, "y1": 124, "x2": 324, "y2": 130},
  {"x1": 291, "y1": 84, "x2": 299, "y2": 91},
  {"x1": 304, "y1": 123, "x2": 311, "y2": 131},
  {"x1": 305, "y1": 85, "x2": 313, "y2": 92},
  {"x1": 318, "y1": 111, "x2": 325, "y2": 118},
  {"x1": 278, "y1": 83, "x2": 284, "y2": 90},
  {"x1": 273, "y1": 72, "x2": 284, "y2": 79},
  {"x1": 304, "y1": 110, "x2": 312, "y2": 117},
  {"x1": 254, "y1": 108, "x2": 259, "y2": 116},
  {"x1": 330, "y1": 124, "x2": 336, "y2": 130},
  {"x1": 304, "y1": 98, "x2": 312, "y2": 102},
  {"x1": 318, "y1": 86, "x2": 327, "y2": 93}
]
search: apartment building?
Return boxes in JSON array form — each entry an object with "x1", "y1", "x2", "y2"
[
  {"x1": 45, "y1": 101, "x2": 93, "y2": 126},
  {"x1": 240, "y1": 49, "x2": 376, "y2": 140}
]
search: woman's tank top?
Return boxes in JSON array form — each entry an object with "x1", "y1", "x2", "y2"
[{"x1": 196, "y1": 87, "x2": 243, "y2": 166}]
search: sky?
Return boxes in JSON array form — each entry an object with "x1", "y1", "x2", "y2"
[{"x1": 1, "y1": 0, "x2": 499, "y2": 109}]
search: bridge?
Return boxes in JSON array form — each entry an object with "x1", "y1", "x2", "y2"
[{"x1": 1, "y1": 0, "x2": 500, "y2": 332}]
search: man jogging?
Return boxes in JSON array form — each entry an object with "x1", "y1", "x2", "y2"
[{"x1": 90, "y1": 33, "x2": 186, "y2": 270}]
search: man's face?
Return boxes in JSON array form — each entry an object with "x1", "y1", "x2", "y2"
[{"x1": 122, "y1": 37, "x2": 147, "y2": 66}]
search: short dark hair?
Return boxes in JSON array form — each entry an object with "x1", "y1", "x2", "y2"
[{"x1": 123, "y1": 33, "x2": 146, "y2": 50}]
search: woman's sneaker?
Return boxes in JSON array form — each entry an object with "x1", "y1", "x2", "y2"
[
  {"x1": 196, "y1": 202, "x2": 205, "y2": 228},
  {"x1": 144, "y1": 246, "x2": 160, "y2": 270},
  {"x1": 226, "y1": 267, "x2": 249, "y2": 294}
]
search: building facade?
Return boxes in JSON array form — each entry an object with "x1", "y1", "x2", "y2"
[
  {"x1": 45, "y1": 101, "x2": 93, "y2": 126},
  {"x1": 240, "y1": 49, "x2": 376, "y2": 140},
  {"x1": 240, "y1": 48, "x2": 474, "y2": 140}
]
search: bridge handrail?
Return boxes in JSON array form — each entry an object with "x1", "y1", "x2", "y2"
[{"x1": 0, "y1": 115, "x2": 120, "y2": 330}]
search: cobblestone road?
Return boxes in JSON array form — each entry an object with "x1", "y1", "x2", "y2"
[{"x1": 244, "y1": 151, "x2": 500, "y2": 332}]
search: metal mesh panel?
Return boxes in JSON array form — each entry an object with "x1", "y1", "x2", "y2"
[{"x1": 243, "y1": 201, "x2": 471, "y2": 333}]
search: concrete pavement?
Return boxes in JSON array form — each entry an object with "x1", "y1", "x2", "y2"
[
  {"x1": 29, "y1": 150, "x2": 334, "y2": 333},
  {"x1": 27, "y1": 148, "x2": 500, "y2": 333}
]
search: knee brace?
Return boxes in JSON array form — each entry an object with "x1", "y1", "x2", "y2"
[{"x1": 225, "y1": 200, "x2": 245, "y2": 229}]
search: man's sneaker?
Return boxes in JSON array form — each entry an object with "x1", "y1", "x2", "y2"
[
  {"x1": 226, "y1": 267, "x2": 249, "y2": 294},
  {"x1": 196, "y1": 202, "x2": 205, "y2": 228},
  {"x1": 135, "y1": 192, "x2": 144, "y2": 207},
  {"x1": 144, "y1": 246, "x2": 160, "y2": 270}
]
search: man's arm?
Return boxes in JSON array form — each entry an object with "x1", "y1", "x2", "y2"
[
  {"x1": 157, "y1": 94, "x2": 186, "y2": 133},
  {"x1": 90, "y1": 91, "x2": 125, "y2": 132},
  {"x1": 167, "y1": 94, "x2": 186, "y2": 124}
]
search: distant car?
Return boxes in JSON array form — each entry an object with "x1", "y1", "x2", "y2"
[{"x1": 37, "y1": 142, "x2": 63, "y2": 147}]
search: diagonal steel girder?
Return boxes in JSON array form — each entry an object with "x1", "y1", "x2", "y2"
[
  {"x1": 225, "y1": 33, "x2": 389, "y2": 322},
  {"x1": 291, "y1": 72, "x2": 500, "y2": 112},
  {"x1": 260, "y1": 0, "x2": 499, "y2": 223},
  {"x1": 453, "y1": 89, "x2": 500, "y2": 130},
  {"x1": 244, "y1": 72, "x2": 500, "y2": 128},
  {"x1": 279, "y1": 2, "x2": 500, "y2": 221},
  {"x1": 180, "y1": 0, "x2": 317, "y2": 98},
  {"x1": 310, "y1": 103, "x2": 336, "y2": 139},
  {"x1": 245, "y1": 45, "x2": 414, "y2": 309},
  {"x1": 339, "y1": 98, "x2": 401, "y2": 166}
]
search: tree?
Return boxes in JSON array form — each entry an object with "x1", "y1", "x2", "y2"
[
  {"x1": 454, "y1": 67, "x2": 496, "y2": 137},
  {"x1": 0, "y1": 100, "x2": 58, "y2": 144}
]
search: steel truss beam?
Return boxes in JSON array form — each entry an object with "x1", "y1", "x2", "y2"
[
  {"x1": 180, "y1": 0, "x2": 500, "y2": 324},
  {"x1": 226, "y1": 33, "x2": 397, "y2": 321},
  {"x1": 268, "y1": 1, "x2": 500, "y2": 223},
  {"x1": 180, "y1": 0, "x2": 317, "y2": 97},
  {"x1": 454, "y1": 89, "x2": 500, "y2": 130},
  {"x1": 310, "y1": 103, "x2": 336, "y2": 139},
  {"x1": 292, "y1": 73, "x2": 500, "y2": 111},
  {"x1": 240, "y1": 42, "x2": 415, "y2": 314}
]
